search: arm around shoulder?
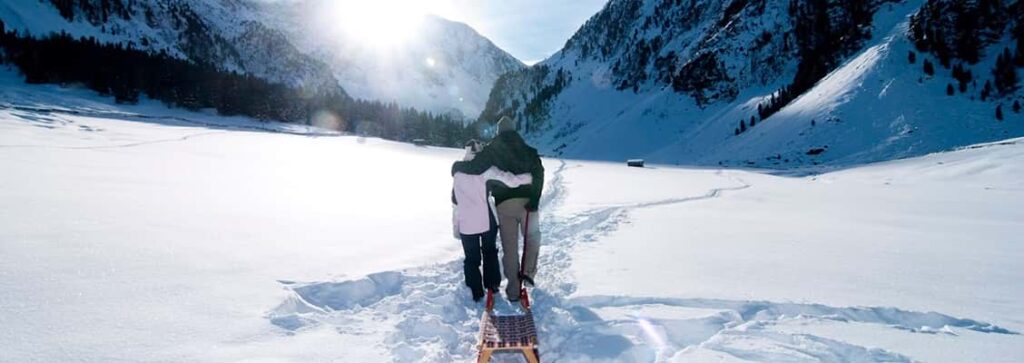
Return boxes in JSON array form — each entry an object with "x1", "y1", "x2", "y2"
[
  {"x1": 482, "y1": 166, "x2": 532, "y2": 188},
  {"x1": 527, "y1": 159, "x2": 544, "y2": 211}
]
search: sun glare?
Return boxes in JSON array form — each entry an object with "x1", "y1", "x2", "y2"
[{"x1": 331, "y1": 0, "x2": 428, "y2": 48}]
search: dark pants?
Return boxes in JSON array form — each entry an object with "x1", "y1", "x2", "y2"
[{"x1": 461, "y1": 228, "x2": 501, "y2": 298}]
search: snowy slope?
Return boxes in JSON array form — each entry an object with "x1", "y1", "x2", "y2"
[
  {"x1": 1, "y1": 70, "x2": 1022, "y2": 362},
  {"x1": 0, "y1": 0, "x2": 339, "y2": 91},
  {"x1": 480, "y1": 0, "x2": 1024, "y2": 169},
  {"x1": 664, "y1": 0, "x2": 1024, "y2": 168}
]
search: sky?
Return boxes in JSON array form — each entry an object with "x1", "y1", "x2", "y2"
[
  {"x1": 254, "y1": 0, "x2": 610, "y2": 64},
  {"x1": 415, "y1": 0, "x2": 611, "y2": 64}
]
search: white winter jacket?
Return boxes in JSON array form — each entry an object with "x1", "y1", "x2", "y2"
[{"x1": 452, "y1": 166, "x2": 532, "y2": 236}]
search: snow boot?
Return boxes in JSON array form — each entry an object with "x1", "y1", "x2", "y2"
[{"x1": 519, "y1": 274, "x2": 535, "y2": 287}]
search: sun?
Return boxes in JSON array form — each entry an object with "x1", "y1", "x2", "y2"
[{"x1": 330, "y1": 0, "x2": 428, "y2": 49}]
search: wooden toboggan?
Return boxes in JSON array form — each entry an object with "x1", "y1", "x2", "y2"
[
  {"x1": 476, "y1": 211, "x2": 540, "y2": 363},
  {"x1": 476, "y1": 287, "x2": 539, "y2": 363}
]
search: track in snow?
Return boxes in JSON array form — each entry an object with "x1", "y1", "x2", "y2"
[
  {"x1": 0, "y1": 104, "x2": 338, "y2": 149},
  {"x1": 267, "y1": 161, "x2": 1016, "y2": 362}
]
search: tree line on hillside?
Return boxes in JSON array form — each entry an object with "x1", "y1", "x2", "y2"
[
  {"x1": 753, "y1": 0, "x2": 879, "y2": 124},
  {"x1": 909, "y1": 0, "x2": 1017, "y2": 67},
  {"x1": 910, "y1": 0, "x2": 1023, "y2": 95},
  {"x1": 0, "y1": 23, "x2": 475, "y2": 147},
  {"x1": 908, "y1": 0, "x2": 1023, "y2": 120},
  {"x1": 47, "y1": 0, "x2": 133, "y2": 25}
]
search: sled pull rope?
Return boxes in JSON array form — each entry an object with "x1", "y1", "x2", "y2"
[
  {"x1": 520, "y1": 210, "x2": 531, "y2": 310},
  {"x1": 520, "y1": 210, "x2": 529, "y2": 279}
]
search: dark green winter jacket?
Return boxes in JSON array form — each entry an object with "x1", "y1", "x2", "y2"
[{"x1": 451, "y1": 131, "x2": 545, "y2": 211}]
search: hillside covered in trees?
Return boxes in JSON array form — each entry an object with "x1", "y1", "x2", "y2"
[{"x1": 0, "y1": 23, "x2": 476, "y2": 147}]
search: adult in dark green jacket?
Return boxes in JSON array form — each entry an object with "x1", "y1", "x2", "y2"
[{"x1": 452, "y1": 116, "x2": 544, "y2": 301}]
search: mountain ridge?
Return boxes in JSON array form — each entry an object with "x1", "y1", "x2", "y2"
[
  {"x1": 479, "y1": 0, "x2": 1024, "y2": 168},
  {"x1": 0, "y1": 0, "x2": 522, "y2": 118}
]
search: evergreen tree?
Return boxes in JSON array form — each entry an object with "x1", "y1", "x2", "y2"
[
  {"x1": 947, "y1": 83, "x2": 955, "y2": 95},
  {"x1": 1013, "y1": 3, "x2": 1024, "y2": 66},
  {"x1": 750, "y1": 115, "x2": 756, "y2": 127},
  {"x1": 923, "y1": 59, "x2": 934, "y2": 75},
  {"x1": 1014, "y1": 100, "x2": 1021, "y2": 113},
  {"x1": 0, "y1": 31, "x2": 476, "y2": 147},
  {"x1": 952, "y1": 1, "x2": 980, "y2": 64},
  {"x1": 739, "y1": 119, "x2": 747, "y2": 132},
  {"x1": 951, "y1": 63, "x2": 973, "y2": 92},
  {"x1": 934, "y1": 31, "x2": 951, "y2": 68},
  {"x1": 996, "y1": 104, "x2": 1004, "y2": 120},
  {"x1": 908, "y1": 50, "x2": 916, "y2": 64},
  {"x1": 993, "y1": 47, "x2": 1019, "y2": 94}
]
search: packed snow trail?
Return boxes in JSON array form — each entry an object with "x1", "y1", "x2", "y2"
[{"x1": 268, "y1": 161, "x2": 1016, "y2": 362}]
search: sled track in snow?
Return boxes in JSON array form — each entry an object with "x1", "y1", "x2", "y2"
[
  {"x1": 268, "y1": 161, "x2": 1016, "y2": 362},
  {"x1": 0, "y1": 130, "x2": 231, "y2": 150},
  {"x1": 0, "y1": 104, "x2": 338, "y2": 149}
]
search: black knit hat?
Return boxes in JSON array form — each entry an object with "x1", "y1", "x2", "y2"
[{"x1": 496, "y1": 116, "x2": 515, "y2": 134}]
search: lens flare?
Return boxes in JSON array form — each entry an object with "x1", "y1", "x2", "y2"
[
  {"x1": 311, "y1": 109, "x2": 345, "y2": 131},
  {"x1": 636, "y1": 318, "x2": 666, "y2": 348}
]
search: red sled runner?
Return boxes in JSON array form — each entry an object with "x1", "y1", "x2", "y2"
[{"x1": 476, "y1": 212, "x2": 540, "y2": 363}]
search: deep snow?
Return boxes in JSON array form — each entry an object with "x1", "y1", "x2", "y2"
[{"x1": 0, "y1": 74, "x2": 1022, "y2": 362}]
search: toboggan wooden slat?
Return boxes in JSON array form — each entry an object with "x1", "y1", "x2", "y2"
[{"x1": 476, "y1": 289, "x2": 539, "y2": 363}]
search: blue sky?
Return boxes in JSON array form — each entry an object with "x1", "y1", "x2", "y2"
[{"x1": 429, "y1": 0, "x2": 609, "y2": 64}]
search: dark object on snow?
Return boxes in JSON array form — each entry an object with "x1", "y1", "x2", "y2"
[
  {"x1": 806, "y1": 148, "x2": 826, "y2": 156},
  {"x1": 412, "y1": 138, "x2": 428, "y2": 146},
  {"x1": 627, "y1": 159, "x2": 645, "y2": 167}
]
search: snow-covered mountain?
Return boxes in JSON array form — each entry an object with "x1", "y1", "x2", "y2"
[
  {"x1": 0, "y1": 0, "x2": 339, "y2": 92},
  {"x1": 0, "y1": 0, "x2": 524, "y2": 117},
  {"x1": 256, "y1": 0, "x2": 526, "y2": 119},
  {"x1": 480, "y1": 0, "x2": 1024, "y2": 168}
]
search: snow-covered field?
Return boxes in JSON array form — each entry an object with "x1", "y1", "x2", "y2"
[{"x1": 1, "y1": 75, "x2": 1022, "y2": 362}]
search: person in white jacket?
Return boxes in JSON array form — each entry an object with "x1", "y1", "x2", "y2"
[{"x1": 452, "y1": 140, "x2": 533, "y2": 301}]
